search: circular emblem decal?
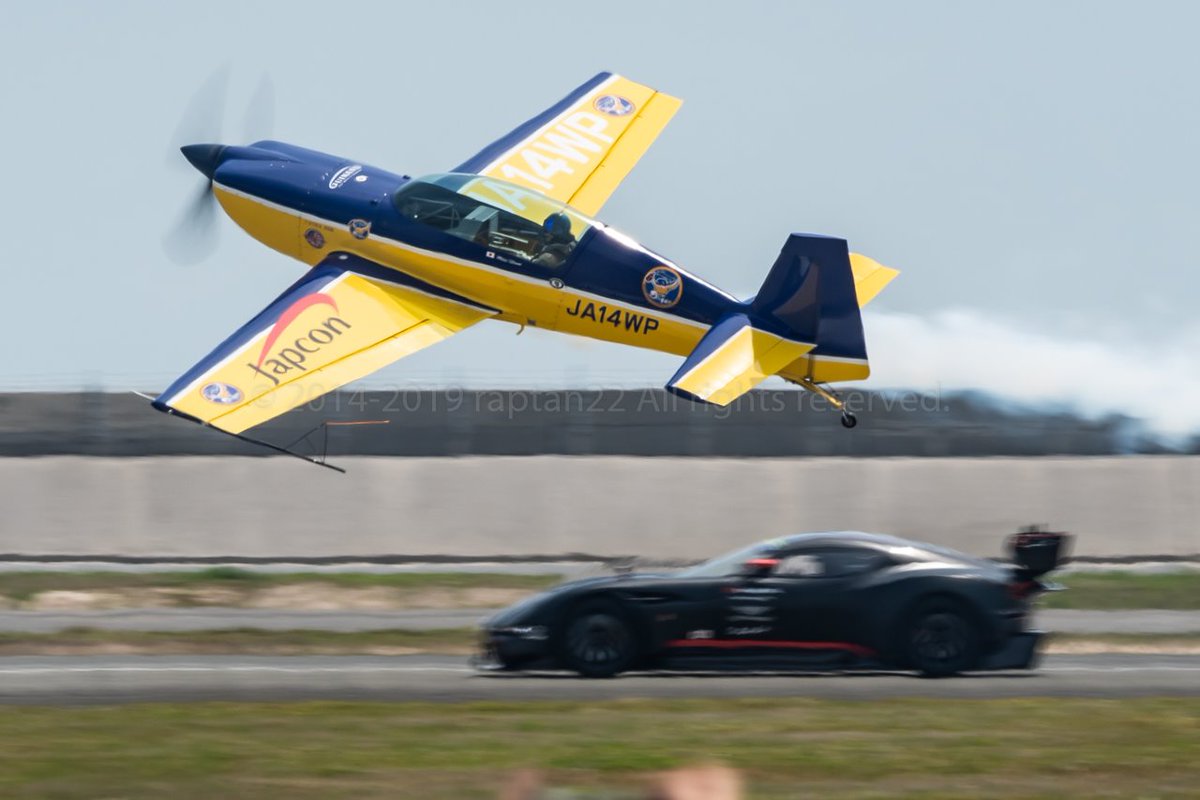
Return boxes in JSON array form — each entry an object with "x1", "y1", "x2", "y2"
[
  {"x1": 201, "y1": 382, "x2": 243, "y2": 405},
  {"x1": 594, "y1": 95, "x2": 635, "y2": 116},
  {"x1": 348, "y1": 218, "x2": 371, "y2": 240},
  {"x1": 304, "y1": 228, "x2": 326, "y2": 249},
  {"x1": 643, "y1": 266, "x2": 683, "y2": 308}
]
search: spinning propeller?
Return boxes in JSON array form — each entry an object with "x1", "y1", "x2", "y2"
[{"x1": 163, "y1": 69, "x2": 275, "y2": 265}]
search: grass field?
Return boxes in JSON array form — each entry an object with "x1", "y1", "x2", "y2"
[
  {"x1": 0, "y1": 627, "x2": 480, "y2": 655},
  {"x1": 0, "y1": 697, "x2": 1196, "y2": 798},
  {"x1": 0, "y1": 568, "x2": 1196, "y2": 610},
  {"x1": 1043, "y1": 571, "x2": 1200, "y2": 610},
  {"x1": 0, "y1": 568, "x2": 559, "y2": 604}
]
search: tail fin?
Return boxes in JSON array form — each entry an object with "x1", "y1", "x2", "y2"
[
  {"x1": 752, "y1": 234, "x2": 899, "y2": 384},
  {"x1": 750, "y1": 233, "x2": 867, "y2": 361},
  {"x1": 666, "y1": 234, "x2": 898, "y2": 405}
]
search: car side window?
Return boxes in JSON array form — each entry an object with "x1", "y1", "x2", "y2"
[
  {"x1": 773, "y1": 553, "x2": 824, "y2": 577},
  {"x1": 775, "y1": 548, "x2": 888, "y2": 579}
]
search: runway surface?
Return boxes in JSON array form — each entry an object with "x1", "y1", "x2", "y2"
[
  {"x1": 3, "y1": 608, "x2": 1198, "y2": 634},
  {"x1": 1, "y1": 653, "x2": 1197, "y2": 705},
  {"x1": 0, "y1": 607, "x2": 491, "y2": 633}
]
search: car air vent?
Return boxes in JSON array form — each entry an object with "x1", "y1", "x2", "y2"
[{"x1": 622, "y1": 591, "x2": 673, "y2": 604}]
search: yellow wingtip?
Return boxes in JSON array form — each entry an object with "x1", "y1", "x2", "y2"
[{"x1": 566, "y1": 86, "x2": 683, "y2": 216}]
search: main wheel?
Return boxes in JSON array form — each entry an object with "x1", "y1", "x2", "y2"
[
  {"x1": 904, "y1": 599, "x2": 979, "y2": 677},
  {"x1": 559, "y1": 601, "x2": 637, "y2": 678},
  {"x1": 840, "y1": 412, "x2": 858, "y2": 429}
]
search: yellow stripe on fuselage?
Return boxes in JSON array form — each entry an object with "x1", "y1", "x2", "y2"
[
  {"x1": 214, "y1": 184, "x2": 706, "y2": 357},
  {"x1": 215, "y1": 187, "x2": 303, "y2": 260},
  {"x1": 777, "y1": 354, "x2": 871, "y2": 384}
]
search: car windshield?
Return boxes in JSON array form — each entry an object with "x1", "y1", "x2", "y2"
[
  {"x1": 392, "y1": 173, "x2": 591, "y2": 267},
  {"x1": 676, "y1": 542, "x2": 775, "y2": 579}
]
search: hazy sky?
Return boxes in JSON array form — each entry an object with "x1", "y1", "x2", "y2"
[{"x1": 4, "y1": 2, "x2": 1198, "y2": 432}]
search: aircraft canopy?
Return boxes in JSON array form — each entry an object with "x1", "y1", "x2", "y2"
[{"x1": 394, "y1": 173, "x2": 592, "y2": 265}]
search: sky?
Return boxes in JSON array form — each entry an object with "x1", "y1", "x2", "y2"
[{"x1": 3, "y1": 1, "x2": 1199, "y2": 435}]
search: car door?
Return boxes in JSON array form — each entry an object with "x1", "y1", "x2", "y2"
[
  {"x1": 770, "y1": 547, "x2": 883, "y2": 648},
  {"x1": 719, "y1": 568, "x2": 788, "y2": 642},
  {"x1": 621, "y1": 576, "x2": 729, "y2": 647}
]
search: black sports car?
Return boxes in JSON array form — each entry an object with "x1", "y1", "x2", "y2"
[{"x1": 478, "y1": 529, "x2": 1070, "y2": 677}]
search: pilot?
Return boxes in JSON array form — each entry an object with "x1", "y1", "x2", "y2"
[
  {"x1": 532, "y1": 212, "x2": 576, "y2": 267},
  {"x1": 398, "y1": 198, "x2": 423, "y2": 221}
]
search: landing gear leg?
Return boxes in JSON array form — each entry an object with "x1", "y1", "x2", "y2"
[{"x1": 792, "y1": 378, "x2": 858, "y2": 429}]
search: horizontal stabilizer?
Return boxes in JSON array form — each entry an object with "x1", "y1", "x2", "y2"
[
  {"x1": 849, "y1": 253, "x2": 900, "y2": 307},
  {"x1": 666, "y1": 314, "x2": 814, "y2": 406}
]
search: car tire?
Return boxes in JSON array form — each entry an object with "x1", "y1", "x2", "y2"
[
  {"x1": 903, "y1": 597, "x2": 979, "y2": 678},
  {"x1": 558, "y1": 600, "x2": 637, "y2": 678}
]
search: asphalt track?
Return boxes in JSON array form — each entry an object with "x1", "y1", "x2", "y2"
[
  {"x1": 1, "y1": 653, "x2": 1198, "y2": 705},
  {"x1": 0, "y1": 608, "x2": 492, "y2": 633},
  {"x1": 3, "y1": 608, "x2": 1199, "y2": 633}
]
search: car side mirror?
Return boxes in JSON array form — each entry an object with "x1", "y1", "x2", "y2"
[{"x1": 740, "y1": 557, "x2": 778, "y2": 580}]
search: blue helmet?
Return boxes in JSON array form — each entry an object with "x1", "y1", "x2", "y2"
[{"x1": 543, "y1": 212, "x2": 572, "y2": 238}]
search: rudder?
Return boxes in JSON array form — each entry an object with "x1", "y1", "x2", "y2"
[{"x1": 749, "y1": 233, "x2": 868, "y2": 363}]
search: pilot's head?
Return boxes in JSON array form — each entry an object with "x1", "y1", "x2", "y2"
[{"x1": 543, "y1": 212, "x2": 572, "y2": 240}]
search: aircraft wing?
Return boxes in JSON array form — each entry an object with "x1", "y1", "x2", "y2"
[
  {"x1": 153, "y1": 254, "x2": 496, "y2": 434},
  {"x1": 454, "y1": 72, "x2": 682, "y2": 217}
]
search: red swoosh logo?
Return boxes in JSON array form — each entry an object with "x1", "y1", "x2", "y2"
[{"x1": 256, "y1": 293, "x2": 339, "y2": 367}]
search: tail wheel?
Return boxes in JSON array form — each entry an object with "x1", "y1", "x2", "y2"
[
  {"x1": 904, "y1": 599, "x2": 979, "y2": 678},
  {"x1": 559, "y1": 601, "x2": 637, "y2": 678}
]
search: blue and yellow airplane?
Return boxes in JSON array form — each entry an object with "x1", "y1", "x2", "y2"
[{"x1": 153, "y1": 72, "x2": 898, "y2": 465}]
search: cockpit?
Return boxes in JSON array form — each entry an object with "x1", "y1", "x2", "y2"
[{"x1": 392, "y1": 173, "x2": 592, "y2": 268}]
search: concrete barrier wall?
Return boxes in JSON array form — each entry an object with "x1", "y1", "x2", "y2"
[{"x1": 1, "y1": 456, "x2": 1197, "y2": 560}]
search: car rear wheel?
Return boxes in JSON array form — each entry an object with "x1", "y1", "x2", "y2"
[
  {"x1": 560, "y1": 602, "x2": 637, "y2": 678},
  {"x1": 905, "y1": 599, "x2": 979, "y2": 678}
]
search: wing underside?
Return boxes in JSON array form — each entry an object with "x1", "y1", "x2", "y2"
[{"x1": 154, "y1": 254, "x2": 496, "y2": 434}]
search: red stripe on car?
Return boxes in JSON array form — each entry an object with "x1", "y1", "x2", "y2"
[{"x1": 666, "y1": 639, "x2": 875, "y2": 657}]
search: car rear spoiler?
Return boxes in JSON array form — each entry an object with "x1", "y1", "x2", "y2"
[{"x1": 1007, "y1": 527, "x2": 1073, "y2": 579}]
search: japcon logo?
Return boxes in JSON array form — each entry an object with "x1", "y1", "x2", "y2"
[
  {"x1": 328, "y1": 165, "x2": 362, "y2": 189},
  {"x1": 246, "y1": 293, "x2": 352, "y2": 385}
]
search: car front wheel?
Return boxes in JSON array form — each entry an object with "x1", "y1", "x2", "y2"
[
  {"x1": 559, "y1": 602, "x2": 637, "y2": 678},
  {"x1": 905, "y1": 599, "x2": 979, "y2": 677}
]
